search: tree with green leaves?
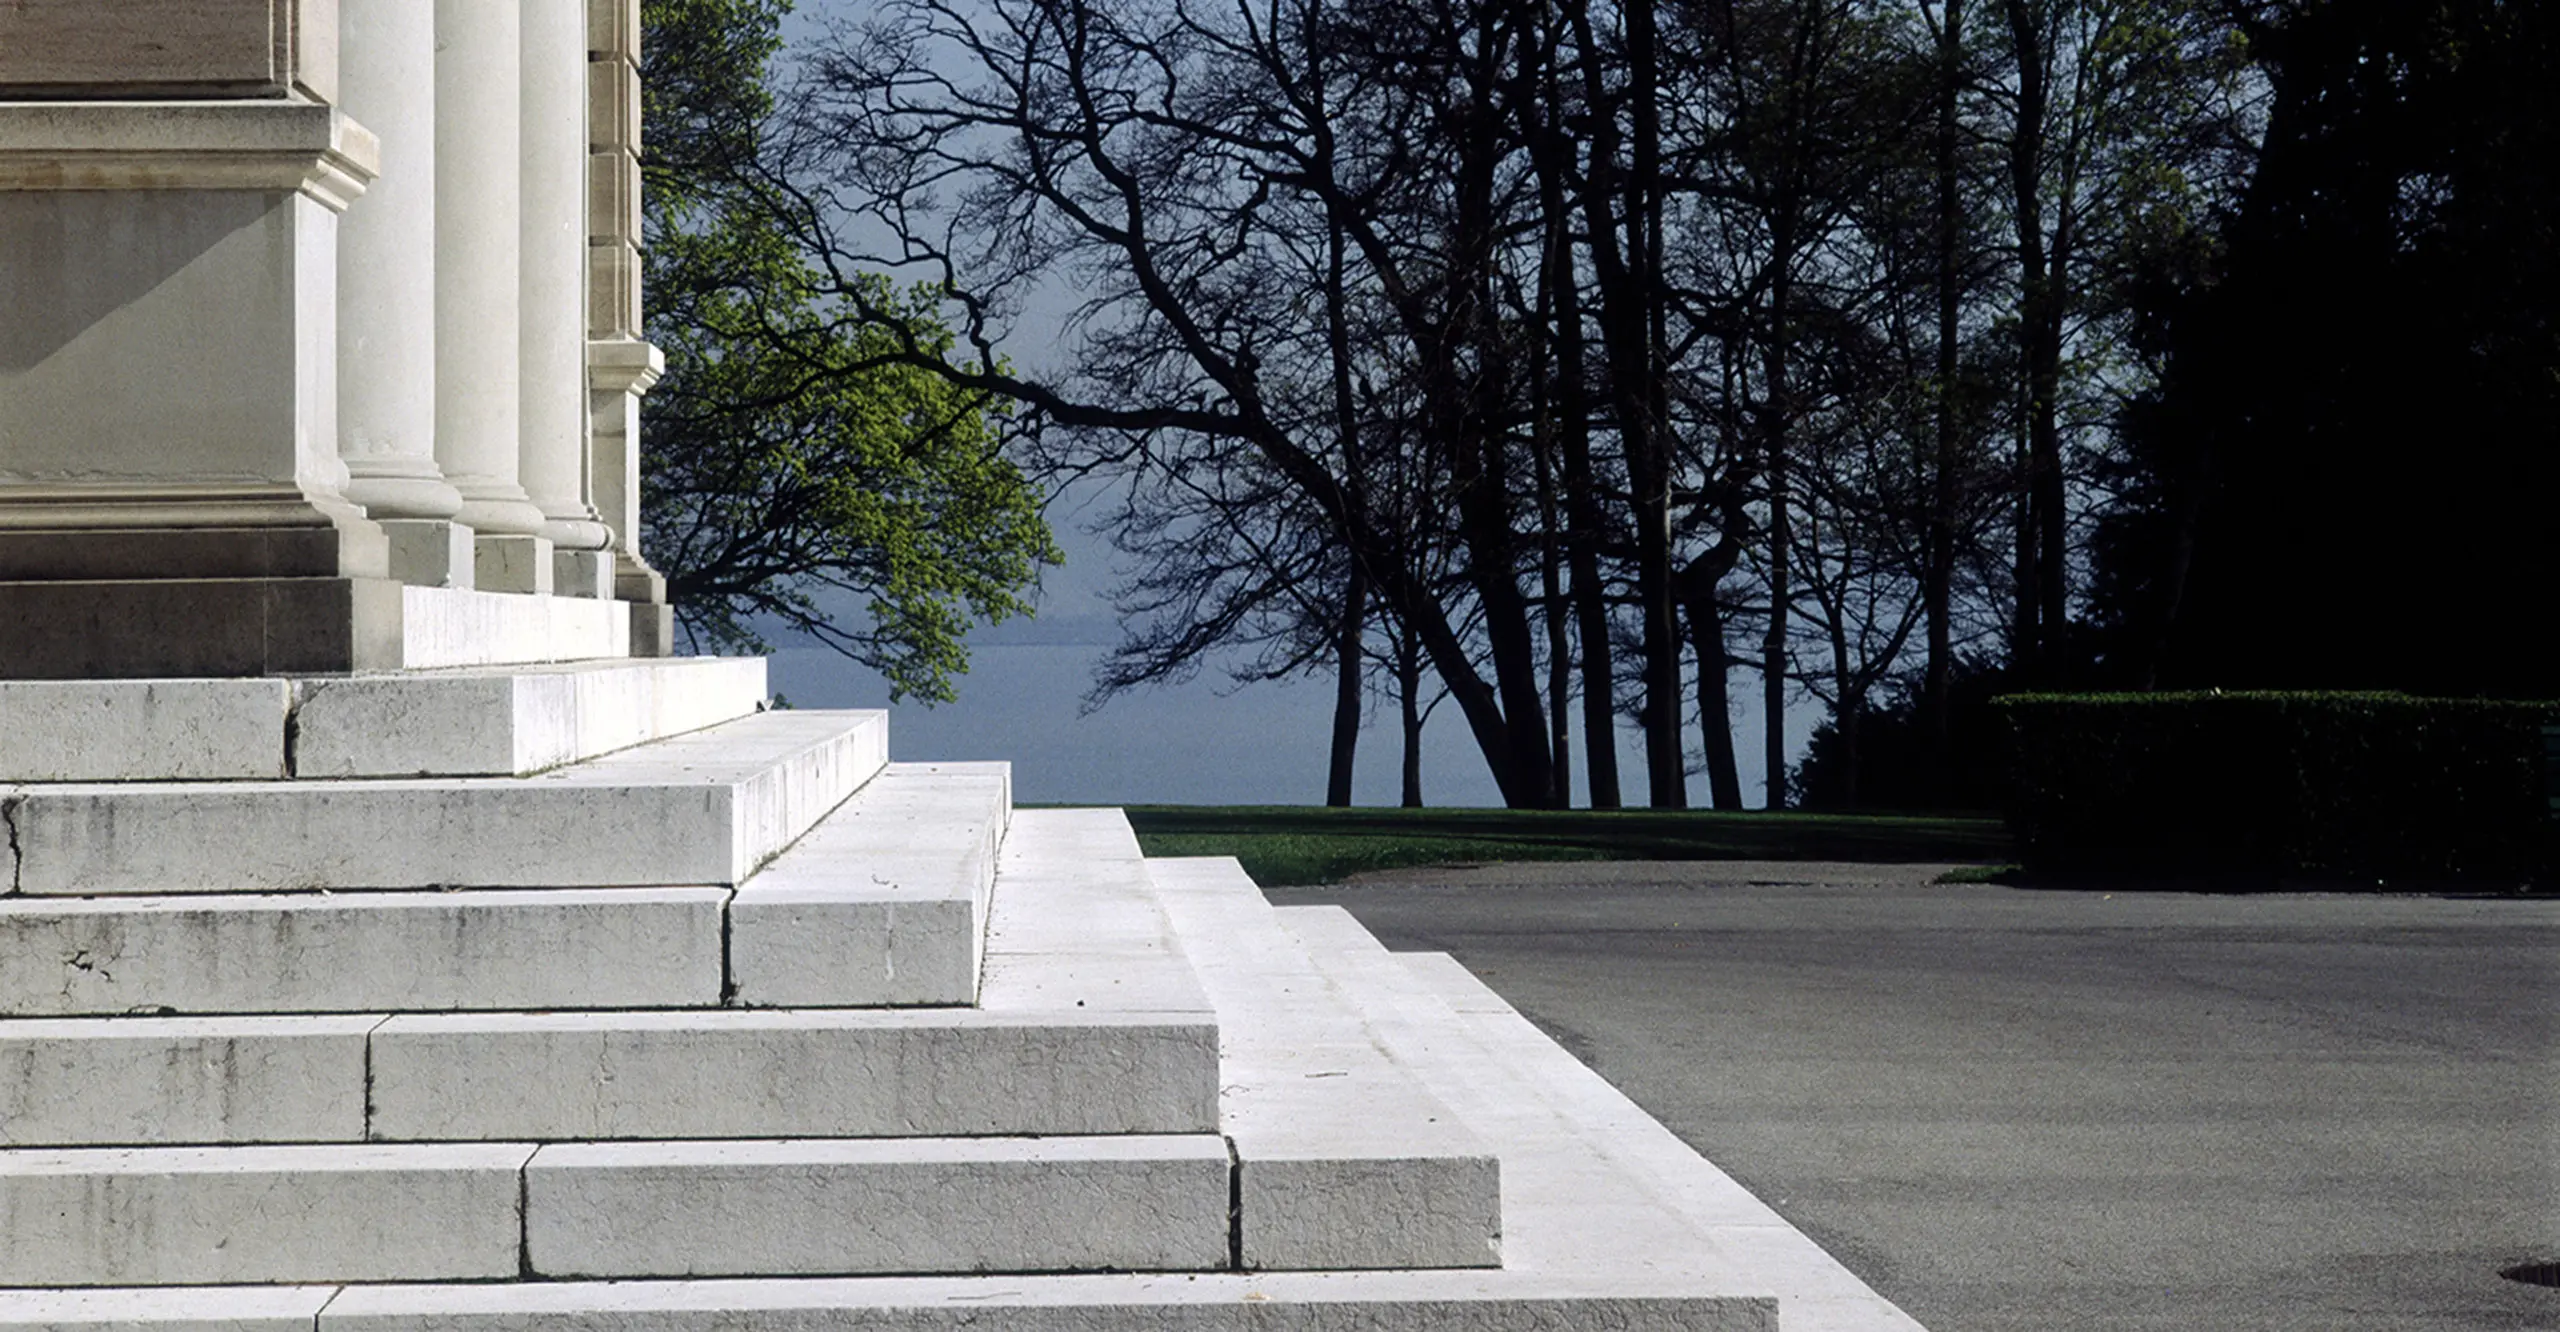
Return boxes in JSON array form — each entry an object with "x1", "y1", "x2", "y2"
[{"x1": 636, "y1": 0, "x2": 1058, "y2": 702}]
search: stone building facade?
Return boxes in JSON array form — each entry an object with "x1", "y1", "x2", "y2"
[{"x1": 0, "y1": 0, "x2": 666, "y2": 678}]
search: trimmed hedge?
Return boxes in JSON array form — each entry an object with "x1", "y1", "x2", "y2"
[{"x1": 1994, "y1": 692, "x2": 2560, "y2": 882}]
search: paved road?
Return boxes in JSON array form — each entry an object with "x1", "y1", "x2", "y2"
[{"x1": 1267, "y1": 863, "x2": 2560, "y2": 1332}]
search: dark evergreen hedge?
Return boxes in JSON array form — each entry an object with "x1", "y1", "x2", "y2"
[{"x1": 1993, "y1": 692, "x2": 2560, "y2": 882}]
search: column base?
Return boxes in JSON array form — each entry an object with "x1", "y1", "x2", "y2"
[
  {"x1": 380, "y1": 519, "x2": 476, "y2": 589},
  {"x1": 0, "y1": 577, "x2": 407, "y2": 679},
  {"x1": 0, "y1": 521, "x2": 389, "y2": 582},
  {"x1": 474, "y1": 534, "x2": 554, "y2": 595},
  {"x1": 553, "y1": 549, "x2": 614, "y2": 599},
  {"x1": 627, "y1": 601, "x2": 674, "y2": 658}
]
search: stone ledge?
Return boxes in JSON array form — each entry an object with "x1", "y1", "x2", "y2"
[{"x1": 0, "y1": 101, "x2": 376, "y2": 209}]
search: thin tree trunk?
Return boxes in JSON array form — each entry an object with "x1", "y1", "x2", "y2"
[
  {"x1": 1324, "y1": 185, "x2": 1366, "y2": 809},
  {"x1": 1677, "y1": 555, "x2": 1745, "y2": 810},
  {"x1": 1325, "y1": 560, "x2": 1366, "y2": 806},
  {"x1": 1528, "y1": 51, "x2": 1622, "y2": 808},
  {"x1": 1762, "y1": 341, "x2": 1793, "y2": 812},
  {"x1": 1398, "y1": 622, "x2": 1426, "y2": 808},
  {"x1": 1629, "y1": 0, "x2": 1686, "y2": 810},
  {"x1": 1533, "y1": 297, "x2": 1574, "y2": 808},
  {"x1": 1564, "y1": 0, "x2": 1682, "y2": 810},
  {"x1": 1923, "y1": 0, "x2": 1965, "y2": 752}
]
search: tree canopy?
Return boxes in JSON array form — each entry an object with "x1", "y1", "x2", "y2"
[
  {"x1": 742, "y1": 0, "x2": 2555, "y2": 804},
  {"x1": 636, "y1": 0, "x2": 1059, "y2": 703}
]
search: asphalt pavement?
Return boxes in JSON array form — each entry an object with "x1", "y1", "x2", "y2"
[{"x1": 1267, "y1": 862, "x2": 2560, "y2": 1332}]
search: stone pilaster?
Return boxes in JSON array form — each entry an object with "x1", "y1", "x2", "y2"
[
  {"x1": 588, "y1": 0, "x2": 672, "y2": 653},
  {"x1": 435, "y1": 0, "x2": 552, "y2": 593},
  {"x1": 524, "y1": 0, "x2": 614, "y2": 599},
  {"x1": 337, "y1": 0, "x2": 474, "y2": 589}
]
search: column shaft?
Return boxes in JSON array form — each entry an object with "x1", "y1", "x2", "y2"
[
  {"x1": 522, "y1": 0, "x2": 612, "y2": 595},
  {"x1": 338, "y1": 0, "x2": 473, "y2": 588},
  {"x1": 435, "y1": 0, "x2": 552, "y2": 589}
]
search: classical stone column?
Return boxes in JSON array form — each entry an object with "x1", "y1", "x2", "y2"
[
  {"x1": 522, "y1": 0, "x2": 614, "y2": 598},
  {"x1": 588, "y1": 0, "x2": 674, "y2": 653},
  {"x1": 435, "y1": 0, "x2": 553, "y2": 593},
  {"x1": 338, "y1": 0, "x2": 473, "y2": 589}
]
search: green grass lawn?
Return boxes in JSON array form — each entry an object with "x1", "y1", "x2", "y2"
[{"x1": 1106, "y1": 804, "x2": 2012, "y2": 886}]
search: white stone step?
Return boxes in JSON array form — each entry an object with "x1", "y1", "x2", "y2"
[
  {"x1": 1278, "y1": 907, "x2": 1925, "y2": 1332},
  {"x1": 523, "y1": 1136, "x2": 1233, "y2": 1278},
  {"x1": 0, "y1": 678, "x2": 293, "y2": 781},
  {"x1": 0, "y1": 658, "x2": 766, "y2": 783},
  {"x1": 292, "y1": 655, "x2": 768, "y2": 777},
  {"x1": 0, "y1": 1007, "x2": 1217, "y2": 1147},
  {"x1": 0, "y1": 888, "x2": 727, "y2": 1016},
  {"x1": 1141, "y1": 854, "x2": 1502, "y2": 1272},
  {"x1": 5, "y1": 708, "x2": 886, "y2": 895},
  {"x1": 977, "y1": 810, "x2": 1218, "y2": 1018},
  {"x1": 0, "y1": 1277, "x2": 1774, "y2": 1330},
  {"x1": 729, "y1": 762, "x2": 1009, "y2": 1007},
  {"x1": 394, "y1": 585, "x2": 627, "y2": 670},
  {"x1": 367, "y1": 1007, "x2": 1218, "y2": 1142},
  {"x1": 0, "y1": 822, "x2": 1222, "y2": 1139},
  {"x1": 0, "y1": 1015, "x2": 375, "y2": 1147},
  {"x1": 0, "y1": 1142, "x2": 531, "y2": 1287}
]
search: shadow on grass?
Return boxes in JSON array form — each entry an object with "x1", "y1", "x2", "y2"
[{"x1": 1108, "y1": 804, "x2": 2011, "y2": 886}]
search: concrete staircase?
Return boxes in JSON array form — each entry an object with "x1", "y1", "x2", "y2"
[{"x1": 0, "y1": 657, "x2": 1921, "y2": 1330}]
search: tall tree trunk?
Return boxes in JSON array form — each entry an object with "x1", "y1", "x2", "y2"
[
  {"x1": 1923, "y1": 0, "x2": 1965, "y2": 753},
  {"x1": 1532, "y1": 247, "x2": 1574, "y2": 808},
  {"x1": 1397, "y1": 621, "x2": 1426, "y2": 808},
  {"x1": 1325, "y1": 560, "x2": 1366, "y2": 806},
  {"x1": 1677, "y1": 554, "x2": 1745, "y2": 809},
  {"x1": 1628, "y1": 0, "x2": 1685, "y2": 810},
  {"x1": 1323, "y1": 186, "x2": 1366, "y2": 809},
  {"x1": 2005, "y1": 0, "x2": 2056, "y2": 684},
  {"x1": 1443, "y1": 14, "x2": 1555, "y2": 809},
  {"x1": 1837, "y1": 697, "x2": 1862, "y2": 810},
  {"x1": 1526, "y1": 45, "x2": 1622, "y2": 808},
  {"x1": 1762, "y1": 330, "x2": 1793, "y2": 813},
  {"x1": 1564, "y1": 0, "x2": 1682, "y2": 810}
]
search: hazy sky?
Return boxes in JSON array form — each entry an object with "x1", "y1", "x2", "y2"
[{"x1": 761, "y1": 0, "x2": 1814, "y2": 807}]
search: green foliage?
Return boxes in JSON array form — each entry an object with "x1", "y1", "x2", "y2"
[
  {"x1": 1995, "y1": 692, "x2": 2560, "y2": 882},
  {"x1": 1119, "y1": 805, "x2": 2011, "y2": 887},
  {"x1": 636, "y1": 0, "x2": 1058, "y2": 702}
]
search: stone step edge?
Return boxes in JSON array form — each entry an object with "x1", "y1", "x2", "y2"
[
  {"x1": 5, "y1": 708, "x2": 889, "y2": 894},
  {"x1": 1139, "y1": 854, "x2": 1501, "y2": 1273},
  {"x1": 730, "y1": 761, "x2": 1013, "y2": 1008},
  {"x1": 1275, "y1": 906, "x2": 1925, "y2": 1332},
  {"x1": 0, "y1": 1006, "x2": 1222, "y2": 1148},
  {"x1": 0, "y1": 1136, "x2": 1242, "y2": 1288},
  {"x1": 0, "y1": 654, "x2": 768, "y2": 785},
  {"x1": 291, "y1": 655, "x2": 771, "y2": 778},
  {"x1": 0, "y1": 1278, "x2": 1775, "y2": 1330},
  {"x1": 0, "y1": 761, "x2": 1039, "y2": 1019}
]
